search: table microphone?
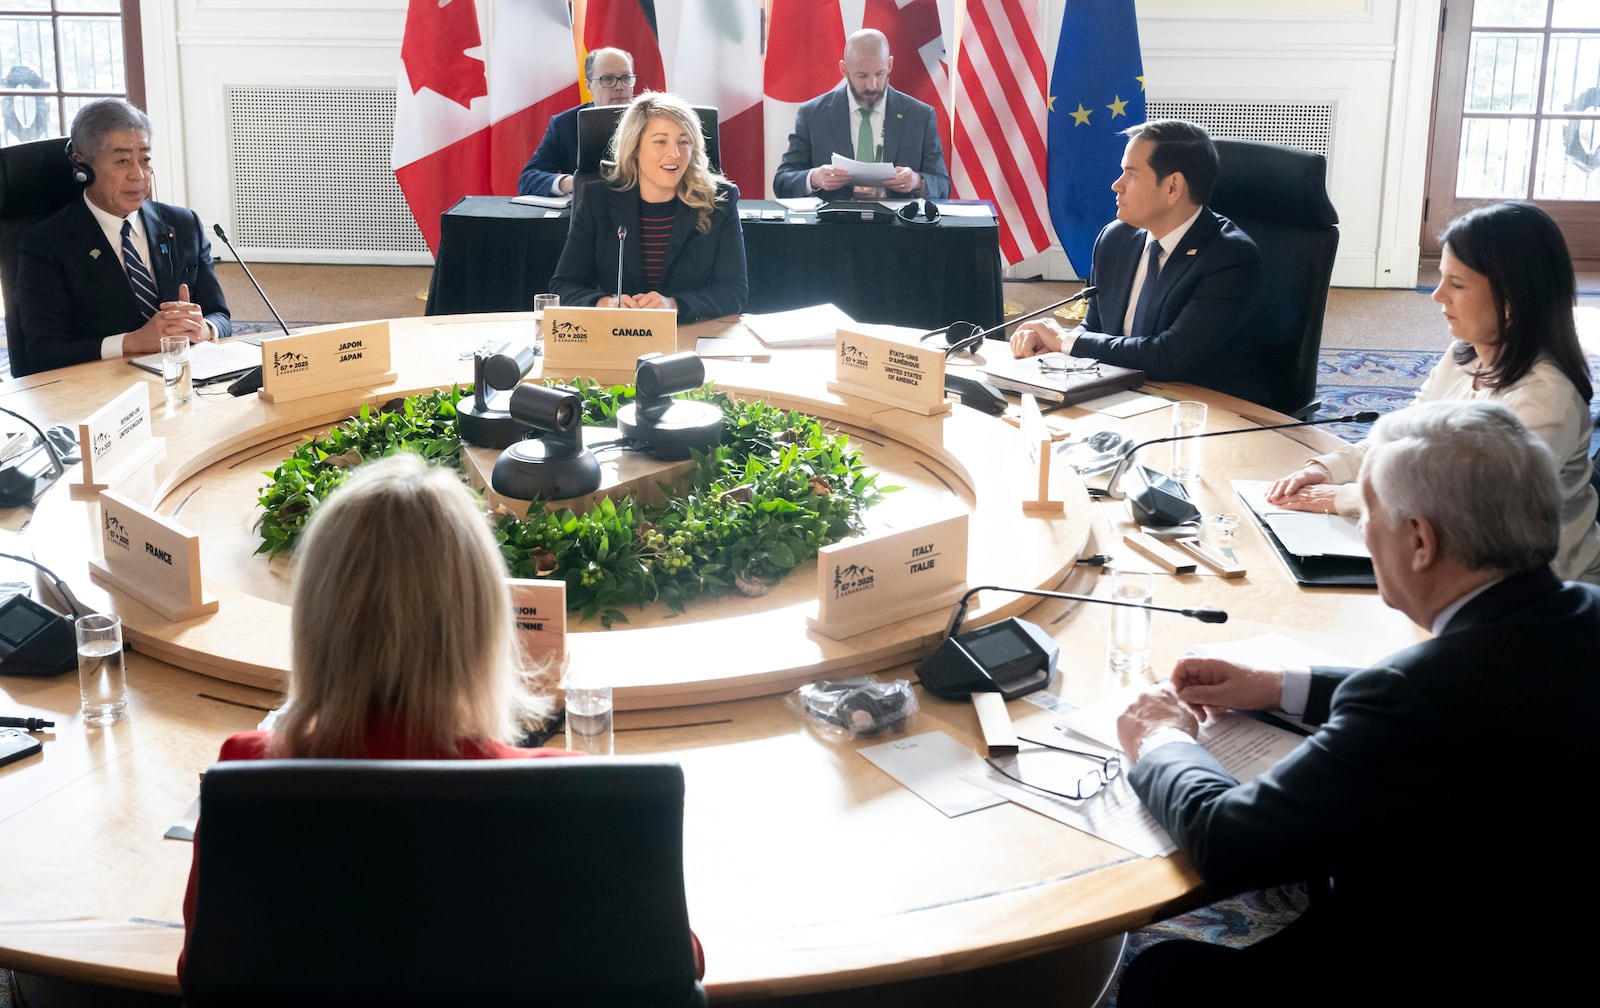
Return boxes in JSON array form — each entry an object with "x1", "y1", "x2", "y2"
[
  {"x1": 615, "y1": 226, "x2": 627, "y2": 308},
  {"x1": 211, "y1": 224, "x2": 292, "y2": 338},
  {"x1": 916, "y1": 583, "x2": 1227, "y2": 701},
  {"x1": 1101, "y1": 411, "x2": 1380, "y2": 527},
  {"x1": 927, "y1": 285, "x2": 1098, "y2": 358}
]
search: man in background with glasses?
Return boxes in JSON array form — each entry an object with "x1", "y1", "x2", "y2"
[
  {"x1": 1112, "y1": 399, "x2": 1599, "y2": 1007},
  {"x1": 516, "y1": 48, "x2": 636, "y2": 197}
]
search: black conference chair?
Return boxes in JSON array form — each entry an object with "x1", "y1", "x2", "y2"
[
  {"x1": 1209, "y1": 138, "x2": 1340, "y2": 421},
  {"x1": 0, "y1": 136, "x2": 81, "y2": 379},
  {"x1": 183, "y1": 758, "x2": 708, "y2": 1008}
]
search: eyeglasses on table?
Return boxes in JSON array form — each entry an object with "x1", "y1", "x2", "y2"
[{"x1": 985, "y1": 734, "x2": 1123, "y2": 802}]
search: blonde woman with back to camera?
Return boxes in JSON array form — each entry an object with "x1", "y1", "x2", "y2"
[{"x1": 178, "y1": 452, "x2": 592, "y2": 978}]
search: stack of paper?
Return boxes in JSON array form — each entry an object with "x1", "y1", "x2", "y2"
[{"x1": 740, "y1": 303, "x2": 855, "y2": 348}]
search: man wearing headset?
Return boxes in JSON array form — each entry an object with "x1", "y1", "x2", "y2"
[
  {"x1": 15, "y1": 97, "x2": 230, "y2": 377},
  {"x1": 517, "y1": 48, "x2": 636, "y2": 197}
]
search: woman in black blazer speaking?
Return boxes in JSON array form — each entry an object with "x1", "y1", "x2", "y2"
[{"x1": 552, "y1": 91, "x2": 747, "y2": 323}]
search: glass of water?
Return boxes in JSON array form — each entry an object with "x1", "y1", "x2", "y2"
[
  {"x1": 1107, "y1": 569, "x2": 1154, "y2": 677},
  {"x1": 1169, "y1": 400, "x2": 1207, "y2": 481},
  {"x1": 564, "y1": 666, "x2": 612, "y2": 755},
  {"x1": 161, "y1": 336, "x2": 193, "y2": 407},
  {"x1": 76, "y1": 613, "x2": 127, "y2": 725},
  {"x1": 532, "y1": 293, "x2": 559, "y2": 356}
]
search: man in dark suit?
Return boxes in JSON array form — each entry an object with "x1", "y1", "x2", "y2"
[
  {"x1": 1114, "y1": 399, "x2": 1599, "y2": 1007},
  {"x1": 1010, "y1": 120, "x2": 1267, "y2": 405},
  {"x1": 516, "y1": 48, "x2": 635, "y2": 197},
  {"x1": 772, "y1": 28, "x2": 949, "y2": 200},
  {"x1": 15, "y1": 98, "x2": 230, "y2": 377}
]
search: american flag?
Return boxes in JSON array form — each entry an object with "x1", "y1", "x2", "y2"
[{"x1": 949, "y1": 0, "x2": 1054, "y2": 265}]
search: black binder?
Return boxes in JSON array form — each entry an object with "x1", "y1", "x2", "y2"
[{"x1": 1244, "y1": 503, "x2": 1376, "y2": 588}]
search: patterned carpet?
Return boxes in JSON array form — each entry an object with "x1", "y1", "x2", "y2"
[{"x1": 1313, "y1": 346, "x2": 1600, "y2": 456}]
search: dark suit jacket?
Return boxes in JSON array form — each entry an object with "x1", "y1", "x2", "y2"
[
  {"x1": 1073, "y1": 210, "x2": 1267, "y2": 405},
  {"x1": 773, "y1": 84, "x2": 950, "y2": 200},
  {"x1": 551, "y1": 180, "x2": 748, "y2": 323},
  {"x1": 517, "y1": 102, "x2": 587, "y2": 197},
  {"x1": 1131, "y1": 566, "x2": 1599, "y2": 1004},
  {"x1": 15, "y1": 197, "x2": 231, "y2": 376}
]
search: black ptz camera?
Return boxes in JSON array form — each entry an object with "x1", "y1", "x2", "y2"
[{"x1": 490, "y1": 384, "x2": 601, "y2": 502}]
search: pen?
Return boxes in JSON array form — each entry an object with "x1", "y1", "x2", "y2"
[{"x1": 0, "y1": 716, "x2": 54, "y2": 731}]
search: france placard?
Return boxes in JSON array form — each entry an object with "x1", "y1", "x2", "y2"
[{"x1": 88, "y1": 489, "x2": 218, "y2": 621}]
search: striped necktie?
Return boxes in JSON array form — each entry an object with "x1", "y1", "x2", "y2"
[{"x1": 121, "y1": 219, "x2": 160, "y2": 320}]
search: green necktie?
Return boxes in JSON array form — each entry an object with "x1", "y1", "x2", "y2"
[{"x1": 857, "y1": 107, "x2": 874, "y2": 161}]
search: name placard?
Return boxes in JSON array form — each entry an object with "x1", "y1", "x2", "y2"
[
  {"x1": 1019, "y1": 393, "x2": 1064, "y2": 515},
  {"x1": 541, "y1": 306, "x2": 677, "y2": 384},
  {"x1": 257, "y1": 321, "x2": 397, "y2": 404},
  {"x1": 825, "y1": 323, "x2": 952, "y2": 416},
  {"x1": 88, "y1": 489, "x2": 219, "y2": 621},
  {"x1": 72, "y1": 383, "x2": 164, "y2": 499},
  {"x1": 507, "y1": 577, "x2": 568, "y2": 669},
  {"x1": 808, "y1": 512, "x2": 968, "y2": 640}
]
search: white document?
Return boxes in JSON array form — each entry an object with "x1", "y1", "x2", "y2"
[
  {"x1": 1233, "y1": 479, "x2": 1369, "y2": 558},
  {"x1": 130, "y1": 338, "x2": 262, "y2": 382},
  {"x1": 695, "y1": 329, "x2": 770, "y2": 360},
  {"x1": 774, "y1": 196, "x2": 825, "y2": 213},
  {"x1": 509, "y1": 193, "x2": 572, "y2": 209},
  {"x1": 831, "y1": 152, "x2": 896, "y2": 183},
  {"x1": 740, "y1": 302, "x2": 855, "y2": 348},
  {"x1": 857, "y1": 730, "x2": 1009, "y2": 817},
  {"x1": 969, "y1": 682, "x2": 1310, "y2": 857},
  {"x1": 1080, "y1": 390, "x2": 1172, "y2": 418}
]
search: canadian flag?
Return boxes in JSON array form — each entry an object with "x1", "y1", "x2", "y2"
[
  {"x1": 659, "y1": 0, "x2": 764, "y2": 196},
  {"x1": 394, "y1": 0, "x2": 579, "y2": 254},
  {"x1": 762, "y1": 0, "x2": 847, "y2": 199}
]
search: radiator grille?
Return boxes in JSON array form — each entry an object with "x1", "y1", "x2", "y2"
[
  {"x1": 1147, "y1": 100, "x2": 1334, "y2": 158},
  {"x1": 226, "y1": 86, "x2": 427, "y2": 257}
]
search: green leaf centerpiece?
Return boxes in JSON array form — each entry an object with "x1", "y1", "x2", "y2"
[{"x1": 255, "y1": 381, "x2": 891, "y2": 627}]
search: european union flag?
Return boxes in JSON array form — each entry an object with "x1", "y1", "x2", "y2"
[{"x1": 1046, "y1": 0, "x2": 1145, "y2": 279}]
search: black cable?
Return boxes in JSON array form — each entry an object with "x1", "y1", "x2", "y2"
[{"x1": 0, "y1": 551, "x2": 87, "y2": 619}]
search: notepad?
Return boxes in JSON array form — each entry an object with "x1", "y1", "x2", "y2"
[
  {"x1": 740, "y1": 303, "x2": 855, "y2": 348},
  {"x1": 129, "y1": 338, "x2": 262, "y2": 384}
]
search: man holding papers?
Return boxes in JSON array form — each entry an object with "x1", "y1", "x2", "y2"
[
  {"x1": 772, "y1": 29, "x2": 949, "y2": 201},
  {"x1": 1115, "y1": 400, "x2": 1599, "y2": 1008}
]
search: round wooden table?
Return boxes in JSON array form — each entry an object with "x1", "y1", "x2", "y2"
[{"x1": 0, "y1": 315, "x2": 1423, "y2": 1003}]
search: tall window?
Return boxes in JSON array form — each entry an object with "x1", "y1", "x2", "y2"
[
  {"x1": 1426, "y1": 0, "x2": 1600, "y2": 257},
  {"x1": 0, "y1": 0, "x2": 139, "y2": 147}
]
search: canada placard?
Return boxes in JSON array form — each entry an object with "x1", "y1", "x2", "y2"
[
  {"x1": 88, "y1": 489, "x2": 218, "y2": 621},
  {"x1": 825, "y1": 323, "x2": 952, "y2": 416},
  {"x1": 257, "y1": 321, "x2": 397, "y2": 403},
  {"x1": 72, "y1": 382, "x2": 164, "y2": 498},
  {"x1": 808, "y1": 512, "x2": 968, "y2": 640},
  {"x1": 541, "y1": 306, "x2": 677, "y2": 383}
]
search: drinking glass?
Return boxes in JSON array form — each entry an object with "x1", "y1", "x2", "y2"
[
  {"x1": 76, "y1": 613, "x2": 127, "y2": 725},
  {"x1": 564, "y1": 666, "x2": 613, "y2": 755},
  {"x1": 533, "y1": 293, "x2": 559, "y2": 355},
  {"x1": 1107, "y1": 569, "x2": 1154, "y2": 677},
  {"x1": 161, "y1": 336, "x2": 193, "y2": 407},
  {"x1": 1170, "y1": 400, "x2": 1207, "y2": 481}
]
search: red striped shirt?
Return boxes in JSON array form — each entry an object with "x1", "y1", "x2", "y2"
[{"x1": 639, "y1": 198, "x2": 678, "y2": 289}]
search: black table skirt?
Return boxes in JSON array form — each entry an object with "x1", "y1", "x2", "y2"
[{"x1": 425, "y1": 196, "x2": 1004, "y2": 331}]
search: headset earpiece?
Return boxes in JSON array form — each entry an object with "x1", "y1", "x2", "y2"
[
  {"x1": 64, "y1": 139, "x2": 92, "y2": 186},
  {"x1": 896, "y1": 198, "x2": 940, "y2": 227}
]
